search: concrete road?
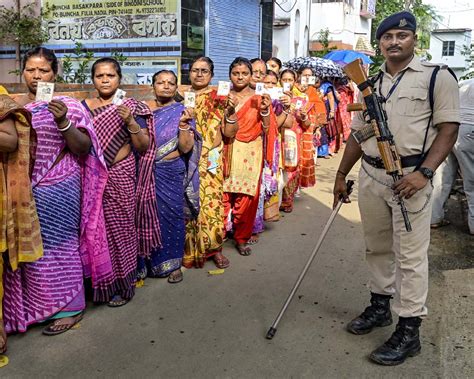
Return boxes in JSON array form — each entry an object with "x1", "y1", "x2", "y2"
[{"x1": 2, "y1": 153, "x2": 473, "y2": 378}]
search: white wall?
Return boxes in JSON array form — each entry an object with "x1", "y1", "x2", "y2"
[
  {"x1": 309, "y1": 0, "x2": 372, "y2": 49},
  {"x1": 429, "y1": 30, "x2": 472, "y2": 76},
  {"x1": 273, "y1": 0, "x2": 311, "y2": 62}
]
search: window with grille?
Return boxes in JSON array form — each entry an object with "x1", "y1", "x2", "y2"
[{"x1": 442, "y1": 41, "x2": 455, "y2": 56}]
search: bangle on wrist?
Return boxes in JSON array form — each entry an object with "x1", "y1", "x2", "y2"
[
  {"x1": 127, "y1": 125, "x2": 141, "y2": 134},
  {"x1": 301, "y1": 115, "x2": 308, "y2": 122},
  {"x1": 260, "y1": 109, "x2": 270, "y2": 117},
  {"x1": 282, "y1": 108, "x2": 290, "y2": 115},
  {"x1": 57, "y1": 120, "x2": 72, "y2": 132},
  {"x1": 337, "y1": 169, "x2": 348, "y2": 177},
  {"x1": 179, "y1": 125, "x2": 191, "y2": 132},
  {"x1": 225, "y1": 116, "x2": 237, "y2": 124}
]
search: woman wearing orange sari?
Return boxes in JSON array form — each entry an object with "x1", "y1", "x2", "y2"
[
  {"x1": 293, "y1": 67, "x2": 327, "y2": 188},
  {"x1": 223, "y1": 57, "x2": 277, "y2": 256}
]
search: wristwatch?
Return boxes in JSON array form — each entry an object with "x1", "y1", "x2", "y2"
[{"x1": 417, "y1": 167, "x2": 434, "y2": 180}]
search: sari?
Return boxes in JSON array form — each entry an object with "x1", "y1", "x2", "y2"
[
  {"x1": 3, "y1": 96, "x2": 110, "y2": 333},
  {"x1": 336, "y1": 84, "x2": 354, "y2": 142},
  {"x1": 184, "y1": 89, "x2": 227, "y2": 268},
  {"x1": 139, "y1": 102, "x2": 201, "y2": 276},
  {"x1": 85, "y1": 98, "x2": 160, "y2": 300},
  {"x1": 223, "y1": 95, "x2": 277, "y2": 245},
  {"x1": 318, "y1": 82, "x2": 337, "y2": 157},
  {"x1": 0, "y1": 89, "x2": 43, "y2": 327}
]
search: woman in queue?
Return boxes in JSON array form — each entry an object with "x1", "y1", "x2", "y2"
[
  {"x1": 223, "y1": 57, "x2": 277, "y2": 256},
  {"x1": 3, "y1": 48, "x2": 110, "y2": 335},
  {"x1": 139, "y1": 70, "x2": 200, "y2": 283},
  {"x1": 84, "y1": 58, "x2": 160, "y2": 305},
  {"x1": 184, "y1": 57, "x2": 238, "y2": 269}
]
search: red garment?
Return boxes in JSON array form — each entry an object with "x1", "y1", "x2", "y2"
[
  {"x1": 336, "y1": 85, "x2": 354, "y2": 142},
  {"x1": 223, "y1": 186, "x2": 261, "y2": 245},
  {"x1": 234, "y1": 95, "x2": 278, "y2": 167}
]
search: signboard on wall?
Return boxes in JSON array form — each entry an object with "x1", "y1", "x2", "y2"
[
  {"x1": 43, "y1": 0, "x2": 181, "y2": 44},
  {"x1": 63, "y1": 57, "x2": 180, "y2": 84}
]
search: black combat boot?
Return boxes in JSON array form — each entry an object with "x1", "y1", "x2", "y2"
[
  {"x1": 346, "y1": 292, "x2": 392, "y2": 335},
  {"x1": 369, "y1": 316, "x2": 422, "y2": 366}
]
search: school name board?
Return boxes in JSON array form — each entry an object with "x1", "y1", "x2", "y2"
[{"x1": 43, "y1": 0, "x2": 181, "y2": 44}]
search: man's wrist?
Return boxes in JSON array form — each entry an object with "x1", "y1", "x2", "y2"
[{"x1": 336, "y1": 169, "x2": 348, "y2": 177}]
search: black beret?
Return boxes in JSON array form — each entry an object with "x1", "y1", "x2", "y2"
[{"x1": 376, "y1": 11, "x2": 417, "y2": 40}]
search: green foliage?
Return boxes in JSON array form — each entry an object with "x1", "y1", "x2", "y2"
[
  {"x1": 460, "y1": 44, "x2": 474, "y2": 80},
  {"x1": 369, "y1": 0, "x2": 438, "y2": 75},
  {"x1": 57, "y1": 42, "x2": 128, "y2": 84},
  {"x1": 0, "y1": 2, "x2": 53, "y2": 48},
  {"x1": 310, "y1": 28, "x2": 337, "y2": 58}
]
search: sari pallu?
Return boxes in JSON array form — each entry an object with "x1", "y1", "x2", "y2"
[
  {"x1": 0, "y1": 92, "x2": 43, "y2": 325},
  {"x1": 280, "y1": 118, "x2": 302, "y2": 212},
  {"x1": 139, "y1": 102, "x2": 201, "y2": 276},
  {"x1": 3, "y1": 97, "x2": 110, "y2": 333},
  {"x1": 184, "y1": 89, "x2": 227, "y2": 268},
  {"x1": 88, "y1": 98, "x2": 160, "y2": 299}
]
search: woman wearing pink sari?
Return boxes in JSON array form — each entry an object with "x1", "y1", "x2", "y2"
[{"x1": 3, "y1": 47, "x2": 111, "y2": 335}]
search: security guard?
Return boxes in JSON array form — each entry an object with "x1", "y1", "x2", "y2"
[{"x1": 333, "y1": 11, "x2": 460, "y2": 365}]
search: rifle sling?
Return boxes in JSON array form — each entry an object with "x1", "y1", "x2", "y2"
[{"x1": 362, "y1": 152, "x2": 429, "y2": 170}]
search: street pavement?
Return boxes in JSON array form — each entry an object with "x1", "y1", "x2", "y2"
[{"x1": 2, "y1": 152, "x2": 473, "y2": 378}]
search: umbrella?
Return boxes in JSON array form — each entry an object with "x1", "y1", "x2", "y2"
[
  {"x1": 284, "y1": 57, "x2": 345, "y2": 78},
  {"x1": 324, "y1": 50, "x2": 373, "y2": 65}
]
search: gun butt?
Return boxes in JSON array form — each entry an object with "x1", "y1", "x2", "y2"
[
  {"x1": 347, "y1": 103, "x2": 365, "y2": 112},
  {"x1": 343, "y1": 59, "x2": 367, "y2": 85}
]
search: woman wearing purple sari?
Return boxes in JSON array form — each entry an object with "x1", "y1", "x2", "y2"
[
  {"x1": 139, "y1": 70, "x2": 201, "y2": 283},
  {"x1": 3, "y1": 48, "x2": 111, "y2": 335},
  {"x1": 84, "y1": 58, "x2": 161, "y2": 306}
]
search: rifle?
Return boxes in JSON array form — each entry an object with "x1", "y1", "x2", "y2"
[{"x1": 344, "y1": 59, "x2": 412, "y2": 232}]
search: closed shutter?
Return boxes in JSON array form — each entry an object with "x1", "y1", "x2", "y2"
[{"x1": 208, "y1": 0, "x2": 261, "y2": 82}]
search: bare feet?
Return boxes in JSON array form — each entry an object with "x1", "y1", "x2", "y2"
[{"x1": 247, "y1": 234, "x2": 259, "y2": 245}]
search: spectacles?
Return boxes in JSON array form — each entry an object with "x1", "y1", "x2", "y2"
[
  {"x1": 253, "y1": 70, "x2": 266, "y2": 76},
  {"x1": 190, "y1": 68, "x2": 211, "y2": 75}
]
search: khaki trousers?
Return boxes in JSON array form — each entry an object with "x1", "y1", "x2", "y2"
[{"x1": 358, "y1": 162, "x2": 433, "y2": 318}]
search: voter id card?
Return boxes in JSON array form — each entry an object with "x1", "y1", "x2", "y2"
[
  {"x1": 255, "y1": 83, "x2": 266, "y2": 95},
  {"x1": 217, "y1": 81, "x2": 231, "y2": 96},
  {"x1": 35, "y1": 82, "x2": 54, "y2": 102},
  {"x1": 283, "y1": 82, "x2": 291, "y2": 92},
  {"x1": 183, "y1": 91, "x2": 196, "y2": 108},
  {"x1": 112, "y1": 89, "x2": 126, "y2": 106}
]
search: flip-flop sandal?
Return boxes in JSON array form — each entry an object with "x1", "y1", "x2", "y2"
[
  {"x1": 430, "y1": 219, "x2": 451, "y2": 229},
  {"x1": 42, "y1": 313, "x2": 84, "y2": 336},
  {"x1": 213, "y1": 254, "x2": 230, "y2": 269},
  {"x1": 107, "y1": 295, "x2": 129, "y2": 308},
  {"x1": 236, "y1": 244, "x2": 252, "y2": 256},
  {"x1": 168, "y1": 270, "x2": 183, "y2": 284}
]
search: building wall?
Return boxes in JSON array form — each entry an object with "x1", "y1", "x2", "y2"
[
  {"x1": 272, "y1": 0, "x2": 311, "y2": 62},
  {"x1": 429, "y1": 30, "x2": 472, "y2": 78},
  {"x1": 309, "y1": 0, "x2": 372, "y2": 51},
  {"x1": 207, "y1": 0, "x2": 261, "y2": 82}
]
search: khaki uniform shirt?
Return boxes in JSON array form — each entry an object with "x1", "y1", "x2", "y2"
[{"x1": 351, "y1": 56, "x2": 460, "y2": 157}]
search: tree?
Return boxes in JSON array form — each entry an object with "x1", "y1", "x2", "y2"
[
  {"x1": 0, "y1": 1, "x2": 54, "y2": 79},
  {"x1": 369, "y1": 0, "x2": 439, "y2": 75},
  {"x1": 310, "y1": 28, "x2": 337, "y2": 58}
]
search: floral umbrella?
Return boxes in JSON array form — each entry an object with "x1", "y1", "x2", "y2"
[
  {"x1": 284, "y1": 57, "x2": 345, "y2": 78},
  {"x1": 324, "y1": 50, "x2": 373, "y2": 65}
]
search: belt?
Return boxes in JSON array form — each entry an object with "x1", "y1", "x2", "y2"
[{"x1": 362, "y1": 153, "x2": 424, "y2": 169}]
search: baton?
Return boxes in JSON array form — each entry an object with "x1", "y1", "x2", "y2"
[{"x1": 266, "y1": 180, "x2": 355, "y2": 340}]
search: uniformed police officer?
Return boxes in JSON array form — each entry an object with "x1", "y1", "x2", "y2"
[{"x1": 333, "y1": 11, "x2": 460, "y2": 365}]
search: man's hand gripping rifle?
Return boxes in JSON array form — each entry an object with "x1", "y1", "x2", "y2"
[{"x1": 344, "y1": 59, "x2": 412, "y2": 232}]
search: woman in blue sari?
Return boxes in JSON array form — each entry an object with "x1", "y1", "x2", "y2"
[{"x1": 139, "y1": 70, "x2": 201, "y2": 283}]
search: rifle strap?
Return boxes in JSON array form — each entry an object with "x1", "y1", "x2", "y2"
[{"x1": 415, "y1": 66, "x2": 458, "y2": 170}]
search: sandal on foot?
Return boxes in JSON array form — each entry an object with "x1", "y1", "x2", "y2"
[
  {"x1": 168, "y1": 269, "x2": 183, "y2": 284},
  {"x1": 236, "y1": 243, "x2": 252, "y2": 256},
  {"x1": 430, "y1": 219, "x2": 451, "y2": 229},
  {"x1": 107, "y1": 295, "x2": 129, "y2": 308},
  {"x1": 213, "y1": 252, "x2": 230, "y2": 269},
  {"x1": 42, "y1": 313, "x2": 84, "y2": 336}
]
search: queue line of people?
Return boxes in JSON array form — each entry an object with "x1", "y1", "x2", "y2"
[{"x1": 0, "y1": 47, "x2": 353, "y2": 354}]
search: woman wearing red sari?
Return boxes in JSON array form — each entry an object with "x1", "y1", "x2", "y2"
[{"x1": 223, "y1": 57, "x2": 277, "y2": 256}]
